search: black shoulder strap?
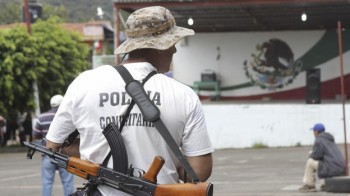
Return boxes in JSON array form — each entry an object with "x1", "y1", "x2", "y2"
[
  {"x1": 116, "y1": 65, "x2": 200, "y2": 183},
  {"x1": 102, "y1": 65, "x2": 156, "y2": 167},
  {"x1": 115, "y1": 65, "x2": 135, "y2": 83},
  {"x1": 115, "y1": 65, "x2": 157, "y2": 132}
]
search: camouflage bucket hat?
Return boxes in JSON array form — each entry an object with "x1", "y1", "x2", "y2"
[{"x1": 115, "y1": 6, "x2": 195, "y2": 54}]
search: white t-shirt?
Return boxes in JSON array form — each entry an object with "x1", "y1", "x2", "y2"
[{"x1": 46, "y1": 62, "x2": 214, "y2": 196}]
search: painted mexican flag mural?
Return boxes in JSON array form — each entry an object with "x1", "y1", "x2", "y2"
[
  {"x1": 173, "y1": 30, "x2": 350, "y2": 101},
  {"x1": 228, "y1": 30, "x2": 350, "y2": 101}
]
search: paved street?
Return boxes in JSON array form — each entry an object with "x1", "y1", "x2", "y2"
[{"x1": 0, "y1": 145, "x2": 349, "y2": 196}]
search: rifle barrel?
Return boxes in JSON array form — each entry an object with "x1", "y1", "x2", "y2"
[{"x1": 23, "y1": 141, "x2": 69, "y2": 161}]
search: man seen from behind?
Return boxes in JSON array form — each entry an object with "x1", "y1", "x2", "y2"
[{"x1": 45, "y1": 6, "x2": 213, "y2": 196}]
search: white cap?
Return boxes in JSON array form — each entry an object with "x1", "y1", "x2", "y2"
[{"x1": 50, "y1": 94, "x2": 63, "y2": 107}]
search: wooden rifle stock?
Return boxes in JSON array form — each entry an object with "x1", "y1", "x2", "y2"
[
  {"x1": 143, "y1": 156, "x2": 165, "y2": 183},
  {"x1": 155, "y1": 182, "x2": 213, "y2": 196},
  {"x1": 144, "y1": 156, "x2": 213, "y2": 196},
  {"x1": 66, "y1": 157, "x2": 100, "y2": 179},
  {"x1": 66, "y1": 156, "x2": 165, "y2": 181}
]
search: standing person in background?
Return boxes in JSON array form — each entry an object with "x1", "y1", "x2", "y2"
[
  {"x1": 18, "y1": 112, "x2": 33, "y2": 146},
  {"x1": 299, "y1": 123, "x2": 346, "y2": 192},
  {"x1": 22, "y1": 112, "x2": 33, "y2": 143},
  {"x1": 33, "y1": 95, "x2": 74, "y2": 196},
  {"x1": 3, "y1": 119, "x2": 18, "y2": 146},
  {"x1": 17, "y1": 112, "x2": 27, "y2": 146},
  {"x1": 45, "y1": 6, "x2": 213, "y2": 196},
  {"x1": 0, "y1": 115, "x2": 6, "y2": 146}
]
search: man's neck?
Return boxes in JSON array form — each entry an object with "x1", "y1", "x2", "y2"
[{"x1": 123, "y1": 58, "x2": 149, "y2": 65}]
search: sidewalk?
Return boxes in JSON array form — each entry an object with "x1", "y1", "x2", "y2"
[{"x1": 0, "y1": 145, "x2": 349, "y2": 195}]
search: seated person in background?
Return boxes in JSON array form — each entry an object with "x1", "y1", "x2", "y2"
[{"x1": 299, "y1": 123, "x2": 345, "y2": 192}]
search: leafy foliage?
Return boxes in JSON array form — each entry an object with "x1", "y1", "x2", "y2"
[
  {"x1": 42, "y1": 4, "x2": 70, "y2": 22},
  {"x1": 0, "y1": 0, "x2": 22, "y2": 24},
  {"x1": 44, "y1": 0, "x2": 114, "y2": 22},
  {"x1": 0, "y1": 18, "x2": 90, "y2": 119},
  {"x1": 0, "y1": 0, "x2": 114, "y2": 25},
  {"x1": 0, "y1": 0, "x2": 115, "y2": 120}
]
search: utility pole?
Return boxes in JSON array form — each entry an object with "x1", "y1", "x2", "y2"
[
  {"x1": 337, "y1": 21, "x2": 349, "y2": 176},
  {"x1": 23, "y1": 0, "x2": 31, "y2": 34},
  {"x1": 23, "y1": 0, "x2": 41, "y2": 117}
]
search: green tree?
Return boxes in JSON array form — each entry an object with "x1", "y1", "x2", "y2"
[
  {"x1": 0, "y1": 18, "x2": 90, "y2": 120},
  {"x1": 0, "y1": 1, "x2": 70, "y2": 25},
  {"x1": 42, "y1": 3, "x2": 70, "y2": 22},
  {"x1": 0, "y1": 1, "x2": 22, "y2": 25},
  {"x1": 0, "y1": 0, "x2": 116, "y2": 24}
]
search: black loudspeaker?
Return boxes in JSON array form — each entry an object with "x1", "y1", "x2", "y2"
[
  {"x1": 306, "y1": 68, "x2": 321, "y2": 104},
  {"x1": 201, "y1": 70, "x2": 216, "y2": 81}
]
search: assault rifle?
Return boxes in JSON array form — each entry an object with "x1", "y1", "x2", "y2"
[{"x1": 24, "y1": 141, "x2": 213, "y2": 196}]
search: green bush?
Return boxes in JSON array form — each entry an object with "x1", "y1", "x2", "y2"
[
  {"x1": 0, "y1": 18, "x2": 89, "y2": 119},
  {"x1": 252, "y1": 142, "x2": 268, "y2": 148}
]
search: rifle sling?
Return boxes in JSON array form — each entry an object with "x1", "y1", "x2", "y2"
[
  {"x1": 115, "y1": 65, "x2": 200, "y2": 183},
  {"x1": 102, "y1": 66, "x2": 157, "y2": 167}
]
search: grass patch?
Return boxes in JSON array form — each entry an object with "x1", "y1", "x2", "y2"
[{"x1": 252, "y1": 142, "x2": 268, "y2": 149}]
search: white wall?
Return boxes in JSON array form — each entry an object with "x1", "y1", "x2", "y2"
[{"x1": 204, "y1": 103, "x2": 350, "y2": 149}]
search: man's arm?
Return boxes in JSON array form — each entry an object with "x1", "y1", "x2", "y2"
[
  {"x1": 178, "y1": 153, "x2": 213, "y2": 182},
  {"x1": 46, "y1": 139, "x2": 80, "y2": 158},
  {"x1": 310, "y1": 142, "x2": 323, "y2": 160},
  {"x1": 46, "y1": 140, "x2": 61, "y2": 151}
]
